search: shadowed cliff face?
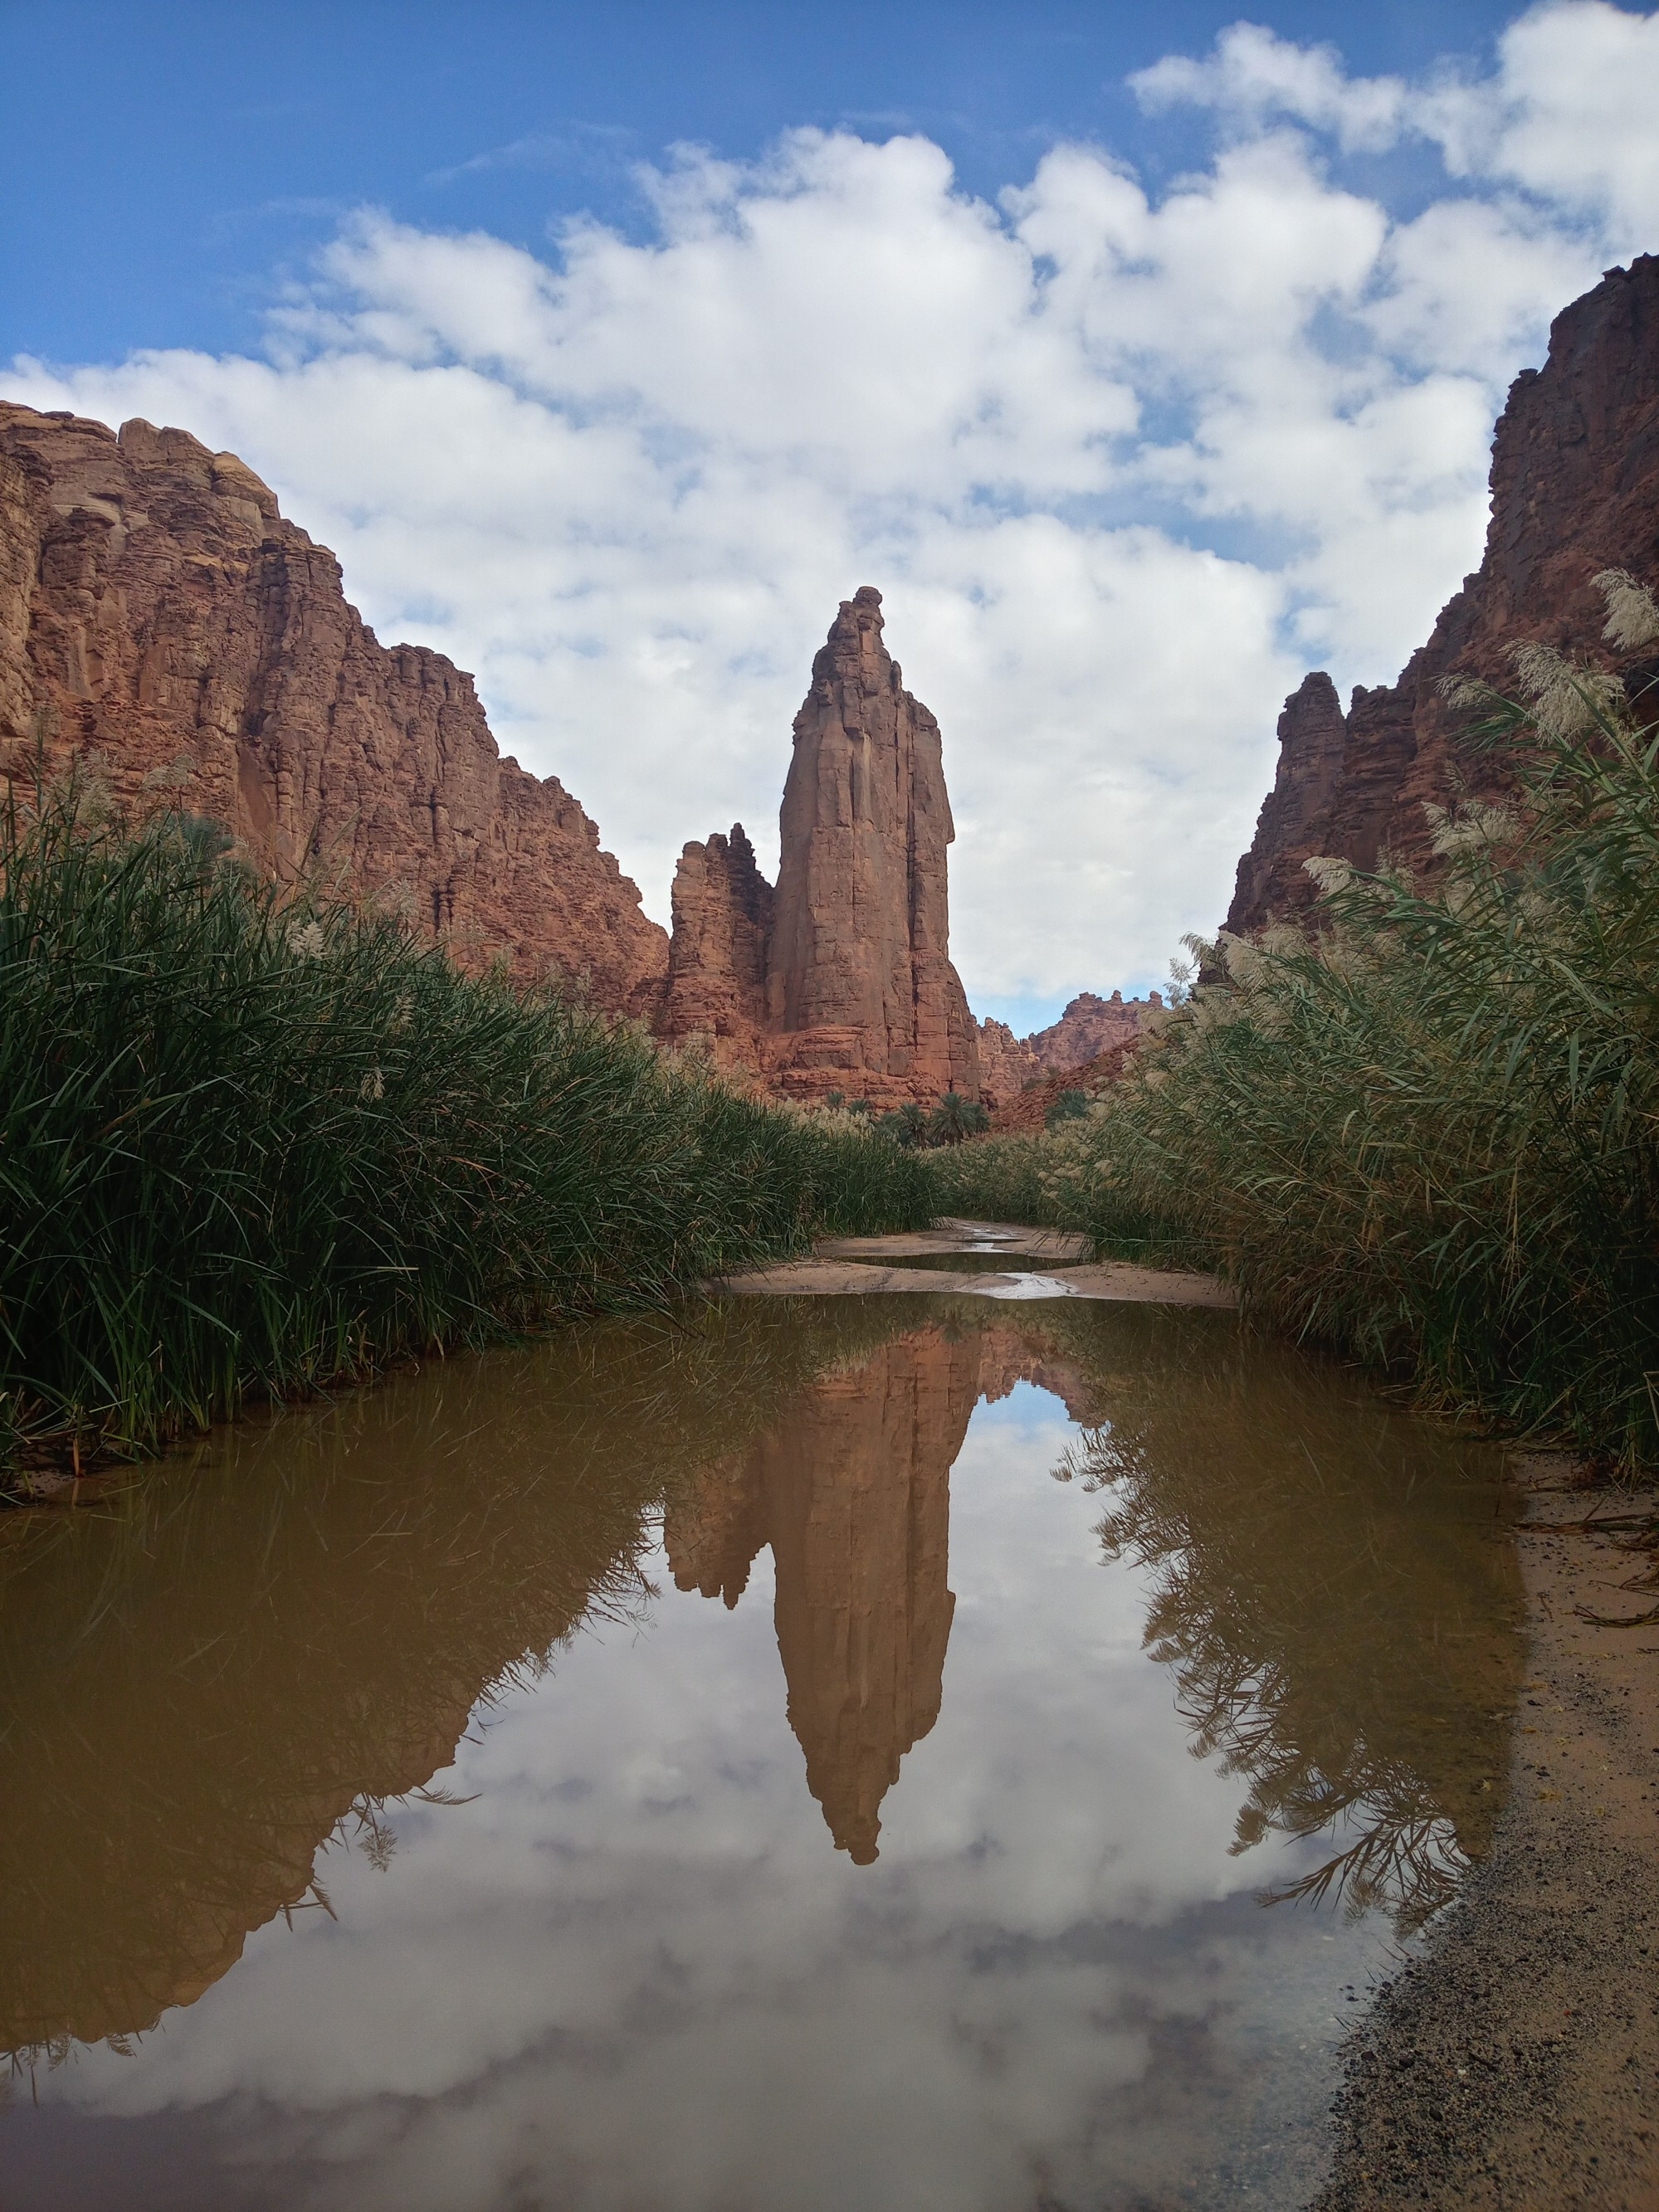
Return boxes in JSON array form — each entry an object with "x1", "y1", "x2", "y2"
[
  {"x1": 0, "y1": 404, "x2": 669, "y2": 1015},
  {"x1": 660, "y1": 588, "x2": 983, "y2": 1106},
  {"x1": 1228, "y1": 254, "x2": 1659, "y2": 934}
]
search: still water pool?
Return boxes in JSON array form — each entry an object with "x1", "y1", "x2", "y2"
[{"x1": 0, "y1": 1292, "x2": 1521, "y2": 2210}]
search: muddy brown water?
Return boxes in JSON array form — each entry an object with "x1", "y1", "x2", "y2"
[{"x1": 0, "y1": 1279, "x2": 1524, "y2": 2211}]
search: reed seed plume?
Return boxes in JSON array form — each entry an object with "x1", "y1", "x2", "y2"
[{"x1": 932, "y1": 607, "x2": 1659, "y2": 1470}]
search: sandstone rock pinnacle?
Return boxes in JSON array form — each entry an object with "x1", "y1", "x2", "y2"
[{"x1": 661, "y1": 587, "x2": 982, "y2": 1106}]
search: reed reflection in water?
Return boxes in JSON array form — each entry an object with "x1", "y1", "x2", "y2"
[{"x1": 0, "y1": 1296, "x2": 1522, "y2": 2211}]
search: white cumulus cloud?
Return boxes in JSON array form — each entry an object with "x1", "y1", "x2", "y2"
[{"x1": 7, "y1": 5, "x2": 1658, "y2": 1016}]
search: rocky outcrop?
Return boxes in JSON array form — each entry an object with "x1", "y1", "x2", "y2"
[
  {"x1": 974, "y1": 1016, "x2": 1041, "y2": 1106},
  {"x1": 1025, "y1": 989, "x2": 1164, "y2": 1074},
  {"x1": 988, "y1": 1042, "x2": 1141, "y2": 1134},
  {"x1": 0, "y1": 403, "x2": 669, "y2": 1014},
  {"x1": 661, "y1": 822, "x2": 773, "y2": 1061},
  {"x1": 1228, "y1": 256, "x2": 1659, "y2": 933},
  {"x1": 661, "y1": 588, "x2": 982, "y2": 1106},
  {"x1": 1226, "y1": 675, "x2": 1349, "y2": 932}
]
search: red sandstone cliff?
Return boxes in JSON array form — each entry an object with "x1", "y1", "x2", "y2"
[
  {"x1": 975, "y1": 992, "x2": 1161, "y2": 1118},
  {"x1": 661, "y1": 822, "x2": 773, "y2": 1058},
  {"x1": 660, "y1": 588, "x2": 983, "y2": 1107},
  {"x1": 1228, "y1": 256, "x2": 1659, "y2": 933},
  {"x1": 1025, "y1": 989, "x2": 1163, "y2": 1073},
  {"x1": 974, "y1": 1016, "x2": 1042, "y2": 1105},
  {"x1": 0, "y1": 404, "x2": 669, "y2": 1014}
]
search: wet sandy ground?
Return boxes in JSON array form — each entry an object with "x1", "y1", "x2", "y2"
[
  {"x1": 717, "y1": 1220, "x2": 1238, "y2": 1308},
  {"x1": 1313, "y1": 1459, "x2": 1659, "y2": 2210}
]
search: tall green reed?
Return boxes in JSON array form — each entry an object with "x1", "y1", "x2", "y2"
[
  {"x1": 0, "y1": 789, "x2": 931, "y2": 1474},
  {"x1": 1035, "y1": 577, "x2": 1659, "y2": 1466}
]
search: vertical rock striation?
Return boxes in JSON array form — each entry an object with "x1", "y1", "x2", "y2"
[
  {"x1": 766, "y1": 586, "x2": 980, "y2": 1102},
  {"x1": 1227, "y1": 255, "x2": 1659, "y2": 934},
  {"x1": 0, "y1": 403, "x2": 670, "y2": 1015},
  {"x1": 661, "y1": 823, "x2": 773, "y2": 1063},
  {"x1": 661, "y1": 587, "x2": 982, "y2": 1105}
]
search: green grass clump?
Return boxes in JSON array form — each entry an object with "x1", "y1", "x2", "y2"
[
  {"x1": 1042, "y1": 597, "x2": 1659, "y2": 1468},
  {"x1": 0, "y1": 791, "x2": 930, "y2": 1474},
  {"x1": 922, "y1": 1129, "x2": 1069, "y2": 1225}
]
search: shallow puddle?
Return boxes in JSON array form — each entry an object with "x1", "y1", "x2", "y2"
[
  {"x1": 841, "y1": 1250, "x2": 1059, "y2": 1274},
  {"x1": 0, "y1": 1292, "x2": 1523, "y2": 2210}
]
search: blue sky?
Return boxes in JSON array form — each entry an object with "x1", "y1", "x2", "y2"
[
  {"x1": 4, "y1": 2, "x2": 1525, "y2": 362},
  {"x1": 5, "y1": 2, "x2": 1657, "y2": 1030}
]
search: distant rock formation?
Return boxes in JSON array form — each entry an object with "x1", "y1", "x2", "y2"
[
  {"x1": 1025, "y1": 989, "x2": 1164, "y2": 1074},
  {"x1": 974, "y1": 993, "x2": 1166, "y2": 1113},
  {"x1": 974, "y1": 1016, "x2": 1042, "y2": 1106},
  {"x1": 987, "y1": 1042, "x2": 1144, "y2": 1135},
  {"x1": 1227, "y1": 255, "x2": 1659, "y2": 934},
  {"x1": 0, "y1": 403, "x2": 670, "y2": 1016},
  {"x1": 660, "y1": 587, "x2": 983, "y2": 1106}
]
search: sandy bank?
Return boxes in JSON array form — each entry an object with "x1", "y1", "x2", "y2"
[
  {"x1": 714, "y1": 1220, "x2": 1237, "y2": 1308},
  {"x1": 1313, "y1": 1459, "x2": 1659, "y2": 2210}
]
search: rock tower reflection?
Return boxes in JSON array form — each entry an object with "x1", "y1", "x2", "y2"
[
  {"x1": 666, "y1": 1330, "x2": 977, "y2": 1860},
  {"x1": 0, "y1": 1295, "x2": 1520, "y2": 2080}
]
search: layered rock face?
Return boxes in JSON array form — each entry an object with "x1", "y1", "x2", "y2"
[
  {"x1": 1025, "y1": 989, "x2": 1164, "y2": 1074},
  {"x1": 661, "y1": 823, "x2": 773, "y2": 1056},
  {"x1": 0, "y1": 404, "x2": 669, "y2": 1014},
  {"x1": 1228, "y1": 256, "x2": 1659, "y2": 933},
  {"x1": 976, "y1": 993, "x2": 1166, "y2": 1113},
  {"x1": 661, "y1": 588, "x2": 982, "y2": 1105},
  {"x1": 768, "y1": 587, "x2": 980, "y2": 1101},
  {"x1": 974, "y1": 1016, "x2": 1041, "y2": 1106}
]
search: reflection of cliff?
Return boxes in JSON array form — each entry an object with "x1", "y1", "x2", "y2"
[
  {"x1": 0, "y1": 1298, "x2": 922, "y2": 2058},
  {"x1": 666, "y1": 1328, "x2": 983, "y2": 1861},
  {"x1": 2, "y1": 1293, "x2": 1527, "y2": 2070}
]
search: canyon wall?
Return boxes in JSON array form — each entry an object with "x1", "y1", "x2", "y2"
[
  {"x1": 0, "y1": 398, "x2": 1154, "y2": 1102},
  {"x1": 661, "y1": 822, "x2": 773, "y2": 1058},
  {"x1": 974, "y1": 1016, "x2": 1041, "y2": 1105},
  {"x1": 0, "y1": 404, "x2": 669, "y2": 1015},
  {"x1": 1227, "y1": 255, "x2": 1659, "y2": 933},
  {"x1": 974, "y1": 992, "x2": 1164, "y2": 1114},
  {"x1": 661, "y1": 587, "x2": 983, "y2": 1106}
]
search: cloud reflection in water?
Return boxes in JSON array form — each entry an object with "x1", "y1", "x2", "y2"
[{"x1": 0, "y1": 1298, "x2": 1522, "y2": 2210}]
